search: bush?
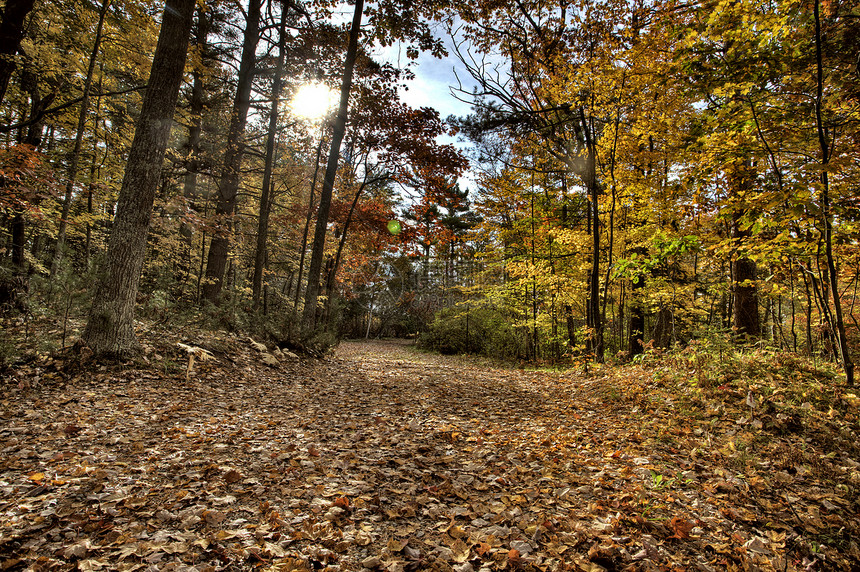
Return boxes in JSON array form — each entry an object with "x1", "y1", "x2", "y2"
[{"x1": 419, "y1": 304, "x2": 526, "y2": 360}]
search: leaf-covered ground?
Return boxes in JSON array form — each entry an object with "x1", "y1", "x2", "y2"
[{"x1": 1, "y1": 334, "x2": 859, "y2": 571}]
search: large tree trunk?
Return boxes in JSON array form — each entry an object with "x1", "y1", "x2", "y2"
[
  {"x1": 729, "y1": 158, "x2": 761, "y2": 338},
  {"x1": 202, "y1": 0, "x2": 262, "y2": 304},
  {"x1": 252, "y1": 8, "x2": 287, "y2": 310},
  {"x1": 0, "y1": 0, "x2": 36, "y2": 106},
  {"x1": 82, "y1": 0, "x2": 195, "y2": 358},
  {"x1": 301, "y1": 0, "x2": 364, "y2": 332},
  {"x1": 52, "y1": 0, "x2": 110, "y2": 275},
  {"x1": 731, "y1": 250, "x2": 760, "y2": 337}
]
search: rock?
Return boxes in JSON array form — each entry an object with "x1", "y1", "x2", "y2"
[
  {"x1": 248, "y1": 337, "x2": 268, "y2": 352},
  {"x1": 262, "y1": 353, "x2": 279, "y2": 366}
]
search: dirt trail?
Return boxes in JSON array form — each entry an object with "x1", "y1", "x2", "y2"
[{"x1": 0, "y1": 338, "x2": 856, "y2": 570}]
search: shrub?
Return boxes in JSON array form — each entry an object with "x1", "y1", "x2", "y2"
[{"x1": 419, "y1": 304, "x2": 526, "y2": 360}]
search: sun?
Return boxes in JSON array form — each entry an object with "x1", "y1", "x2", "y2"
[{"x1": 289, "y1": 83, "x2": 336, "y2": 121}]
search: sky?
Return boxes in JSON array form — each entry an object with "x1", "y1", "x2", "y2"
[
  {"x1": 384, "y1": 46, "x2": 474, "y2": 122},
  {"x1": 373, "y1": 33, "x2": 483, "y2": 193}
]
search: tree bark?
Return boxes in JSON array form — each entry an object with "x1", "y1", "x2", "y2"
[
  {"x1": 0, "y1": 0, "x2": 36, "y2": 106},
  {"x1": 82, "y1": 0, "x2": 195, "y2": 358},
  {"x1": 4, "y1": 44, "x2": 49, "y2": 300},
  {"x1": 301, "y1": 0, "x2": 364, "y2": 332},
  {"x1": 252, "y1": 8, "x2": 287, "y2": 310},
  {"x1": 202, "y1": 0, "x2": 262, "y2": 304},
  {"x1": 729, "y1": 158, "x2": 761, "y2": 338}
]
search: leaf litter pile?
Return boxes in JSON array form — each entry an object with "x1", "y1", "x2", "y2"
[{"x1": 2, "y1": 336, "x2": 859, "y2": 571}]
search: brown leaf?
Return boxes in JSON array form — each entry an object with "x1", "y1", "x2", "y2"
[
  {"x1": 223, "y1": 469, "x2": 242, "y2": 483},
  {"x1": 203, "y1": 510, "x2": 226, "y2": 526},
  {"x1": 451, "y1": 538, "x2": 470, "y2": 563},
  {"x1": 334, "y1": 496, "x2": 350, "y2": 508},
  {"x1": 667, "y1": 516, "x2": 694, "y2": 540}
]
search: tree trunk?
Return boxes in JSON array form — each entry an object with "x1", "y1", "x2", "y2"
[
  {"x1": 85, "y1": 66, "x2": 105, "y2": 269},
  {"x1": 5, "y1": 44, "x2": 50, "y2": 300},
  {"x1": 813, "y1": 0, "x2": 854, "y2": 385},
  {"x1": 252, "y1": 8, "x2": 287, "y2": 310},
  {"x1": 202, "y1": 0, "x2": 262, "y2": 304},
  {"x1": 0, "y1": 0, "x2": 36, "y2": 106},
  {"x1": 323, "y1": 178, "x2": 373, "y2": 321},
  {"x1": 628, "y1": 251, "x2": 647, "y2": 357},
  {"x1": 290, "y1": 130, "x2": 325, "y2": 324},
  {"x1": 732, "y1": 255, "x2": 760, "y2": 337},
  {"x1": 82, "y1": 0, "x2": 195, "y2": 358},
  {"x1": 729, "y1": 158, "x2": 760, "y2": 338},
  {"x1": 301, "y1": 0, "x2": 364, "y2": 332},
  {"x1": 652, "y1": 304, "x2": 673, "y2": 348},
  {"x1": 580, "y1": 109, "x2": 603, "y2": 361},
  {"x1": 52, "y1": 0, "x2": 110, "y2": 275},
  {"x1": 183, "y1": 5, "x2": 211, "y2": 205}
]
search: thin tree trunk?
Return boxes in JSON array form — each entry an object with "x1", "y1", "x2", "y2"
[
  {"x1": 814, "y1": 0, "x2": 854, "y2": 385},
  {"x1": 290, "y1": 129, "x2": 325, "y2": 324},
  {"x1": 202, "y1": 0, "x2": 262, "y2": 303},
  {"x1": 178, "y1": 5, "x2": 212, "y2": 296},
  {"x1": 580, "y1": 109, "x2": 603, "y2": 361},
  {"x1": 6, "y1": 44, "x2": 49, "y2": 299},
  {"x1": 82, "y1": 0, "x2": 195, "y2": 358},
  {"x1": 252, "y1": 8, "x2": 287, "y2": 310},
  {"x1": 52, "y1": 0, "x2": 110, "y2": 275},
  {"x1": 323, "y1": 179, "x2": 370, "y2": 321},
  {"x1": 628, "y1": 249, "x2": 647, "y2": 357},
  {"x1": 301, "y1": 0, "x2": 364, "y2": 332},
  {"x1": 85, "y1": 65, "x2": 105, "y2": 269}
]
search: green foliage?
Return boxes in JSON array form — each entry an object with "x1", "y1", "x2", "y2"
[
  {"x1": 641, "y1": 334, "x2": 842, "y2": 410},
  {"x1": 419, "y1": 303, "x2": 526, "y2": 360}
]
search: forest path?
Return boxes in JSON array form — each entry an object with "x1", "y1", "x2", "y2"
[{"x1": 0, "y1": 337, "x2": 852, "y2": 570}]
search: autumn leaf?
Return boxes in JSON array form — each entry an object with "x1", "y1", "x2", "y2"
[
  {"x1": 334, "y1": 496, "x2": 350, "y2": 508},
  {"x1": 667, "y1": 516, "x2": 695, "y2": 540}
]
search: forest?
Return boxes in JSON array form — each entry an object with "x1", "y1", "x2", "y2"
[
  {"x1": 0, "y1": 0, "x2": 857, "y2": 378},
  {"x1": 1, "y1": 0, "x2": 860, "y2": 568}
]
